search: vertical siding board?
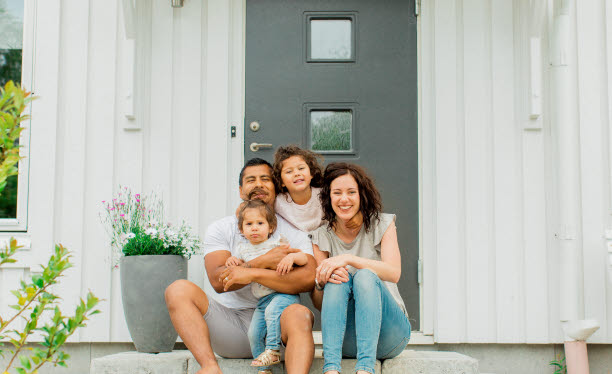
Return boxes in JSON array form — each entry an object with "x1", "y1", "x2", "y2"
[
  {"x1": 576, "y1": 0, "x2": 608, "y2": 342},
  {"x1": 606, "y1": 0, "x2": 612, "y2": 342},
  {"x1": 433, "y1": 0, "x2": 465, "y2": 343},
  {"x1": 463, "y1": 0, "x2": 494, "y2": 343},
  {"x1": 491, "y1": 0, "x2": 523, "y2": 343},
  {"x1": 111, "y1": 0, "x2": 174, "y2": 341},
  {"x1": 54, "y1": 0, "x2": 91, "y2": 342},
  {"x1": 419, "y1": 0, "x2": 436, "y2": 336},
  {"x1": 202, "y1": 0, "x2": 230, "y2": 229},
  {"x1": 28, "y1": 0, "x2": 61, "y2": 266},
  {"x1": 512, "y1": 0, "x2": 550, "y2": 343},
  {"x1": 227, "y1": 0, "x2": 246, "y2": 213},
  {"x1": 79, "y1": 0, "x2": 119, "y2": 341},
  {"x1": 173, "y1": 0, "x2": 204, "y2": 288},
  {"x1": 144, "y1": 0, "x2": 173, "y2": 197},
  {"x1": 0, "y1": 269, "x2": 26, "y2": 332}
]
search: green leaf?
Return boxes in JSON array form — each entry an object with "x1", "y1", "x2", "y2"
[
  {"x1": 16, "y1": 367, "x2": 26, "y2": 374},
  {"x1": 19, "y1": 354, "x2": 31, "y2": 370},
  {"x1": 57, "y1": 360, "x2": 67, "y2": 367},
  {"x1": 32, "y1": 275, "x2": 44, "y2": 288}
]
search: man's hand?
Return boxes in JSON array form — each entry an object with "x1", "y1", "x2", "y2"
[
  {"x1": 225, "y1": 256, "x2": 244, "y2": 267},
  {"x1": 248, "y1": 244, "x2": 301, "y2": 269},
  {"x1": 220, "y1": 266, "x2": 255, "y2": 291}
]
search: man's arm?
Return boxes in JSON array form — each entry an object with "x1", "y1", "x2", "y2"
[
  {"x1": 221, "y1": 254, "x2": 316, "y2": 293},
  {"x1": 245, "y1": 244, "x2": 301, "y2": 269},
  {"x1": 205, "y1": 250, "x2": 249, "y2": 293}
]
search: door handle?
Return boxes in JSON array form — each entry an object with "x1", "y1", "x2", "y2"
[{"x1": 250, "y1": 142, "x2": 273, "y2": 152}]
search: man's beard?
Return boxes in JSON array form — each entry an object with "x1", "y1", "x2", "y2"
[{"x1": 248, "y1": 188, "x2": 268, "y2": 200}]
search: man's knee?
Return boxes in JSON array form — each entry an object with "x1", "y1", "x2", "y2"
[
  {"x1": 280, "y1": 304, "x2": 314, "y2": 331},
  {"x1": 165, "y1": 279, "x2": 209, "y2": 314}
]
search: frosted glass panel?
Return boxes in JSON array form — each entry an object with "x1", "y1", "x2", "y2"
[
  {"x1": 310, "y1": 19, "x2": 352, "y2": 60},
  {"x1": 310, "y1": 111, "x2": 352, "y2": 151}
]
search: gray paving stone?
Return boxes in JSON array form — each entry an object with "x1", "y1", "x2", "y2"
[
  {"x1": 91, "y1": 349, "x2": 478, "y2": 374},
  {"x1": 188, "y1": 355, "x2": 285, "y2": 374},
  {"x1": 309, "y1": 357, "x2": 382, "y2": 374},
  {"x1": 90, "y1": 351, "x2": 191, "y2": 374},
  {"x1": 382, "y1": 350, "x2": 478, "y2": 374}
]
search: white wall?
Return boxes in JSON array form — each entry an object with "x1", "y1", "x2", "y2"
[
  {"x1": 0, "y1": 0, "x2": 245, "y2": 342},
  {"x1": 1, "y1": 0, "x2": 611, "y2": 345},
  {"x1": 420, "y1": 0, "x2": 612, "y2": 343}
]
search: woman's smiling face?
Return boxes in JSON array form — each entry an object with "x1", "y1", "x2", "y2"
[{"x1": 330, "y1": 173, "x2": 360, "y2": 222}]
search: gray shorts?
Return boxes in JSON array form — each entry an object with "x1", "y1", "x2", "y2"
[{"x1": 204, "y1": 297, "x2": 255, "y2": 358}]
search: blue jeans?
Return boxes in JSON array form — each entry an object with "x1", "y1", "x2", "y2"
[
  {"x1": 247, "y1": 292, "x2": 300, "y2": 369},
  {"x1": 321, "y1": 269, "x2": 411, "y2": 374}
]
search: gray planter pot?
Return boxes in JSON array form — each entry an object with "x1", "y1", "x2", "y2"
[{"x1": 120, "y1": 255, "x2": 187, "y2": 353}]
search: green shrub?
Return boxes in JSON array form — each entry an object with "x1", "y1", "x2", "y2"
[{"x1": 0, "y1": 239, "x2": 101, "y2": 374}]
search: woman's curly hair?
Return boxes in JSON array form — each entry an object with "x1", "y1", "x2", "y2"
[
  {"x1": 320, "y1": 162, "x2": 382, "y2": 232},
  {"x1": 273, "y1": 144, "x2": 324, "y2": 193}
]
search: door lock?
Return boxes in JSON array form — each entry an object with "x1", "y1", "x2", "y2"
[
  {"x1": 250, "y1": 142, "x2": 273, "y2": 152},
  {"x1": 249, "y1": 121, "x2": 261, "y2": 132}
]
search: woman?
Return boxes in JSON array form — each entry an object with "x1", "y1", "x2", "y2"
[{"x1": 311, "y1": 162, "x2": 411, "y2": 374}]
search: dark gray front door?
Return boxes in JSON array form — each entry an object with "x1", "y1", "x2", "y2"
[{"x1": 245, "y1": 0, "x2": 419, "y2": 330}]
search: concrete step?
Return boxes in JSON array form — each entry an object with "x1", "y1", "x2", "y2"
[{"x1": 90, "y1": 349, "x2": 479, "y2": 374}]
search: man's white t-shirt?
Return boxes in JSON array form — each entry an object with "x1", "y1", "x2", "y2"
[{"x1": 203, "y1": 214, "x2": 313, "y2": 309}]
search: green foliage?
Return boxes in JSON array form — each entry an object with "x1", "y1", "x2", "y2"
[
  {"x1": 0, "y1": 49, "x2": 22, "y2": 87},
  {"x1": 549, "y1": 354, "x2": 567, "y2": 374},
  {"x1": 0, "y1": 81, "x2": 31, "y2": 196},
  {"x1": 0, "y1": 175, "x2": 17, "y2": 218},
  {"x1": 311, "y1": 111, "x2": 351, "y2": 151},
  {"x1": 100, "y1": 187, "x2": 201, "y2": 265},
  {"x1": 0, "y1": 240, "x2": 101, "y2": 374}
]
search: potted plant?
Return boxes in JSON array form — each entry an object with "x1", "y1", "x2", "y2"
[{"x1": 100, "y1": 187, "x2": 201, "y2": 353}]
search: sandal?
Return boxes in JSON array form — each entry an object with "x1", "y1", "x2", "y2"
[{"x1": 251, "y1": 349, "x2": 281, "y2": 367}]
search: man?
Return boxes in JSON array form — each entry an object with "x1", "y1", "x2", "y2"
[{"x1": 165, "y1": 158, "x2": 316, "y2": 374}]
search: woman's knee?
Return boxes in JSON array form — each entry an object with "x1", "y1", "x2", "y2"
[{"x1": 353, "y1": 269, "x2": 378, "y2": 286}]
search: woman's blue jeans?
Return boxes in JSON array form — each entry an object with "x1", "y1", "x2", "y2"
[
  {"x1": 247, "y1": 292, "x2": 300, "y2": 370},
  {"x1": 321, "y1": 269, "x2": 411, "y2": 374}
]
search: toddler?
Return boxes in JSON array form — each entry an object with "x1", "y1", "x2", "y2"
[{"x1": 225, "y1": 199, "x2": 308, "y2": 373}]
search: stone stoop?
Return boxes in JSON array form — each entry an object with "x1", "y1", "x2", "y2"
[{"x1": 90, "y1": 350, "x2": 478, "y2": 374}]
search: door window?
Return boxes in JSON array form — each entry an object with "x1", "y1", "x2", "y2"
[{"x1": 306, "y1": 13, "x2": 355, "y2": 62}]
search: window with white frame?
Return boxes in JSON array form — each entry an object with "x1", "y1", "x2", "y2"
[{"x1": 0, "y1": 0, "x2": 33, "y2": 231}]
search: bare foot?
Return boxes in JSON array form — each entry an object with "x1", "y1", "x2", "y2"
[
  {"x1": 324, "y1": 371, "x2": 340, "y2": 374},
  {"x1": 197, "y1": 363, "x2": 223, "y2": 374},
  {"x1": 356, "y1": 371, "x2": 371, "y2": 374}
]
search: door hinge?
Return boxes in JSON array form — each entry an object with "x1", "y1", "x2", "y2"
[
  {"x1": 417, "y1": 259, "x2": 423, "y2": 284},
  {"x1": 415, "y1": 0, "x2": 421, "y2": 17}
]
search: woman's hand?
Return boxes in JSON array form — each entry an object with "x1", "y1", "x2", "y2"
[
  {"x1": 327, "y1": 267, "x2": 349, "y2": 284},
  {"x1": 316, "y1": 254, "x2": 352, "y2": 285}
]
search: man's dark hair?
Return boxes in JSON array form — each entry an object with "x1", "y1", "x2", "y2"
[{"x1": 239, "y1": 158, "x2": 273, "y2": 187}]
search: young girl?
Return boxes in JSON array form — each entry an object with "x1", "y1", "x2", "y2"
[
  {"x1": 225, "y1": 199, "x2": 308, "y2": 373},
  {"x1": 273, "y1": 145, "x2": 325, "y2": 232}
]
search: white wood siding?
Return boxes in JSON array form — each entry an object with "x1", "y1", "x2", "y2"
[
  {"x1": 1, "y1": 0, "x2": 611, "y2": 344},
  {"x1": 421, "y1": 0, "x2": 612, "y2": 343}
]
